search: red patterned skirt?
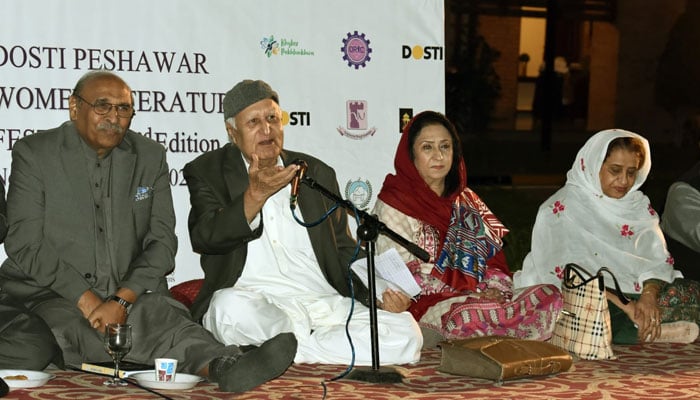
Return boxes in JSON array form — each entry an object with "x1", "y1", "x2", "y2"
[{"x1": 419, "y1": 284, "x2": 563, "y2": 341}]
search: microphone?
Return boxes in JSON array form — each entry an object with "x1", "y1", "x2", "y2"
[{"x1": 290, "y1": 159, "x2": 308, "y2": 209}]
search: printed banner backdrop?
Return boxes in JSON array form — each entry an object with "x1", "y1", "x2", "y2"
[{"x1": 0, "y1": 0, "x2": 445, "y2": 285}]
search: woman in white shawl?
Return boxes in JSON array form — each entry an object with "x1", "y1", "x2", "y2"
[{"x1": 515, "y1": 129, "x2": 698, "y2": 344}]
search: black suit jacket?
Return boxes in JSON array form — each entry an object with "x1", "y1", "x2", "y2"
[{"x1": 183, "y1": 144, "x2": 369, "y2": 321}]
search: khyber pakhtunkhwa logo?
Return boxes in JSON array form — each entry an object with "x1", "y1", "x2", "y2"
[{"x1": 345, "y1": 178, "x2": 373, "y2": 210}]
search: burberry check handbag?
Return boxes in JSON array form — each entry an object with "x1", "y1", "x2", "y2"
[{"x1": 550, "y1": 263, "x2": 630, "y2": 360}]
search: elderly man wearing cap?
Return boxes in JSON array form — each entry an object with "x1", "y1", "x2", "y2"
[
  {"x1": 0, "y1": 70, "x2": 296, "y2": 393},
  {"x1": 183, "y1": 79, "x2": 422, "y2": 365}
]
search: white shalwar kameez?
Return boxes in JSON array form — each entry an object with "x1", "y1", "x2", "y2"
[{"x1": 203, "y1": 164, "x2": 422, "y2": 365}]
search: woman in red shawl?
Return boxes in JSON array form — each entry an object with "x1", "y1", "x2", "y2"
[{"x1": 373, "y1": 111, "x2": 562, "y2": 343}]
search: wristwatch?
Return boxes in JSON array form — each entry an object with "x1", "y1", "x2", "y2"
[{"x1": 107, "y1": 295, "x2": 133, "y2": 315}]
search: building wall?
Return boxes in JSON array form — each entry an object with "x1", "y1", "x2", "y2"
[
  {"x1": 615, "y1": 0, "x2": 685, "y2": 142},
  {"x1": 479, "y1": 15, "x2": 521, "y2": 130},
  {"x1": 445, "y1": 0, "x2": 690, "y2": 140},
  {"x1": 587, "y1": 21, "x2": 619, "y2": 131},
  {"x1": 520, "y1": 17, "x2": 546, "y2": 78}
]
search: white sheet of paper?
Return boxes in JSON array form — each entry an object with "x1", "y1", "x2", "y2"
[{"x1": 350, "y1": 247, "x2": 422, "y2": 300}]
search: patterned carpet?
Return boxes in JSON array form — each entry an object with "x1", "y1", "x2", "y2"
[{"x1": 4, "y1": 341, "x2": 699, "y2": 400}]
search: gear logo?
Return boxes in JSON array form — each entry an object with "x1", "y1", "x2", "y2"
[
  {"x1": 341, "y1": 31, "x2": 372, "y2": 69},
  {"x1": 345, "y1": 178, "x2": 373, "y2": 210}
]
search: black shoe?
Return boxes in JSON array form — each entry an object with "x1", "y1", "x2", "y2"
[
  {"x1": 239, "y1": 344, "x2": 258, "y2": 353},
  {"x1": 210, "y1": 332, "x2": 297, "y2": 393},
  {"x1": 0, "y1": 377, "x2": 8, "y2": 398}
]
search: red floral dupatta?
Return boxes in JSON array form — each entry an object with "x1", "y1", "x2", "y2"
[{"x1": 377, "y1": 114, "x2": 508, "y2": 291}]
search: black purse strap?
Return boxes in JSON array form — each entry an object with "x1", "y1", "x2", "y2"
[{"x1": 563, "y1": 263, "x2": 630, "y2": 305}]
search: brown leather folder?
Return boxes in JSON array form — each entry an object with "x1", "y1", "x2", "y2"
[{"x1": 438, "y1": 336, "x2": 573, "y2": 382}]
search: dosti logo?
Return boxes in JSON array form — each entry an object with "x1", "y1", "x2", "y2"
[
  {"x1": 401, "y1": 45, "x2": 443, "y2": 60},
  {"x1": 341, "y1": 31, "x2": 372, "y2": 69},
  {"x1": 337, "y1": 100, "x2": 376, "y2": 139},
  {"x1": 281, "y1": 110, "x2": 311, "y2": 126},
  {"x1": 345, "y1": 178, "x2": 373, "y2": 210}
]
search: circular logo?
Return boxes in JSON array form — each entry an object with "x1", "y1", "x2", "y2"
[
  {"x1": 345, "y1": 178, "x2": 373, "y2": 210},
  {"x1": 341, "y1": 31, "x2": 372, "y2": 69}
]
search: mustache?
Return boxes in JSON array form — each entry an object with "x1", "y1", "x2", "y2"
[{"x1": 97, "y1": 121, "x2": 125, "y2": 133}]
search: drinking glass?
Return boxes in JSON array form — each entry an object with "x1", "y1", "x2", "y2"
[{"x1": 103, "y1": 323, "x2": 132, "y2": 387}]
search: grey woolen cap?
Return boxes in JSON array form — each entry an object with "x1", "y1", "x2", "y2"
[{"x1": 223, "y1": 79, "x2": 279, "y2": 120}]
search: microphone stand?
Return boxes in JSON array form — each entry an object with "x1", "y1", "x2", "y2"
[{"x1": 300, "y1": 175, "x2": 429, "y2": 383}]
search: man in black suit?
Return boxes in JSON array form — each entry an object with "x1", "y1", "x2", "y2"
[{"x1": 184, "y1": 79, "x2": 422, "y2": 365}]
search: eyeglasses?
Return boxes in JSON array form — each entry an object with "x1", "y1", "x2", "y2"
[{"x1": 74, "y1": 94, "x2": 135, "y2": 118}]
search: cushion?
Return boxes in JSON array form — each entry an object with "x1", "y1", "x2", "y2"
[{"x1": 169, "y1": 279, "x2": 204, "y2": 309}]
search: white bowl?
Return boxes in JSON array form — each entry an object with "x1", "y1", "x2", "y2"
[
  {"x1": 0, "y1": 369, "x2": 54, "y2": 389},
  {"x1": 129, "y1": 371, "x2": 203, "y2": 390}
]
